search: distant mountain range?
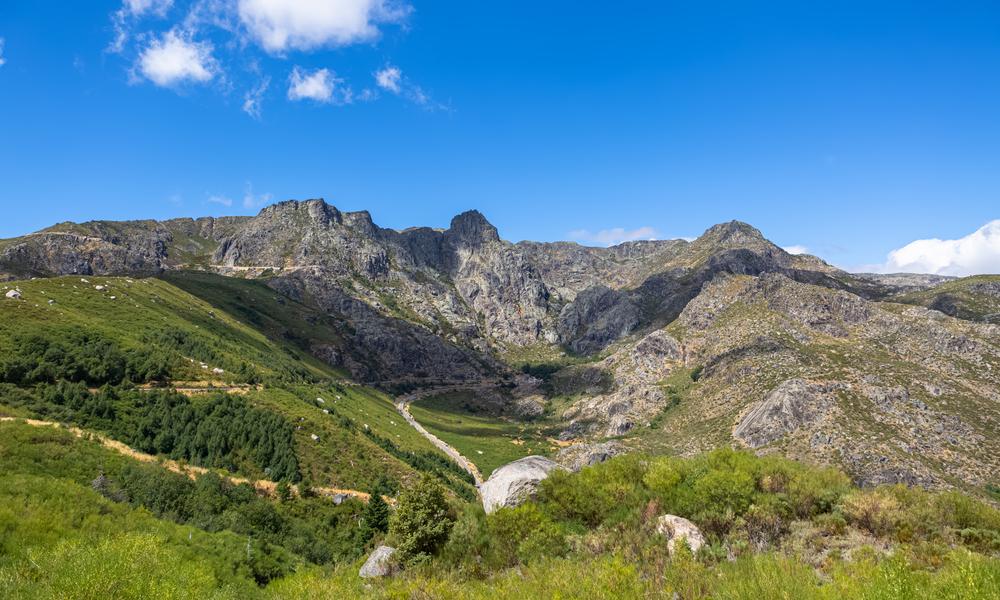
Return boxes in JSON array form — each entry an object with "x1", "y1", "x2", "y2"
[{"x1": 3, "y1": 198, "x2": 999, "y2": 492}]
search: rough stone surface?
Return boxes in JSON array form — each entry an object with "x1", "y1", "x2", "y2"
[
  {"x1": 480, "y1": 456, "x2": 563, "y2": 514},
  {"x1": 359, "y1": 545, "x2": 397, "y2": 579},
  {"x1": 555, "y1": 441, "x2": 625, "y2": 472},
  {"x1": 734, "y1": 379, "x2": 837, "y2": 449},
  {"x1": 656, "y1": 515, "x2": 706, "y2": 555}
]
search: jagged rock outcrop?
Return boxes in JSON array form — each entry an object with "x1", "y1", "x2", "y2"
[{"x1": 480, "y1": 456, "x2": 563, "y2": 514}]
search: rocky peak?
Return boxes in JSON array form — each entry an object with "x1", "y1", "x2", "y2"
[
  {"x1": 446, "y1": 210, "x2": 500, "y2": 246},
  {"x1": 257, "y1": 198, "x2": 343, "y2": 228},
  {"x1": 697, "y1": 220, "x2": 767, "y2": 246},
  {"x1": 342, "y1": 210, "x2": 378, "y2": 237}
]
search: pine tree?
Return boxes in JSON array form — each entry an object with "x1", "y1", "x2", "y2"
[{"x1": 362, "y1": 490, "x2": 390, "y2": 536}]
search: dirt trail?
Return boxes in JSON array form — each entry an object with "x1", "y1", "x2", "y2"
[
  {"x1": 0, "y1": 417, "x2": 378, "y2": 503},
  {"x1": 394, "y1": 386, "x2": 491, "y2": 487}
]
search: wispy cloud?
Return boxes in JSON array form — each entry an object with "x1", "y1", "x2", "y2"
[
  {"x1": 242, "y1": 182, "x2": 273, "y2": 209},
  {"x1": 374, "y1": 65, "x2": 401, "y2": 93},
  {"x1": 567, "y1": 226, "x2": 659, "y2": 247},
  {"x1": 207, "y1": 194, "x2": 233, "y2": 207},
  {"x1": 242, "y1": 76, "x2": 270, "y2": 118},
  {"x1": 860, "y1": 220, "x2": 1000, "y2": 276},
  {"x1": 109, "y1": 0, "x2": 174, "y2": 53},
  {"x1": 373, "y1": 63, "x2": 445, "y2": 110},
  {"x1": 0, "y1": 38, "x2": 6, "y2": 68},
  {"x1": 782, "y1": 245, "x2": 809, "y2": 255}
]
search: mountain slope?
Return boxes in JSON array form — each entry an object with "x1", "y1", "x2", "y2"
[{"x1": 0, "y1": 274, "x2": 474, "y2": 497}]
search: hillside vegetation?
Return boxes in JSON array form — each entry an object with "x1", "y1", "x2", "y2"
[
  {"x1": 0, "y1": 274, "x2": 473, "y2": 496},
  {"x1": 2, "y1": 420, "x2": 998, "y2": 598}
]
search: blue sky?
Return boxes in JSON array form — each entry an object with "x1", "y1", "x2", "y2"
[{"x1": 1, "y1": 1, "x2": 999, "y2": 274}]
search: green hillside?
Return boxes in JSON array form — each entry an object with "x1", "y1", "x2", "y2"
[
  {"x1": 3, "y1": 420, "x2": 999, "y2": 598},
  {"x1": 0, "y1": 274, "x2": 473, "y2": 495}
]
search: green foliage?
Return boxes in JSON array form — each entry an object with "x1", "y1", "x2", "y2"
[
  {"x1": 7, "y1": 385, "x2": 300, "y2": 482},
  {"x1": 486, "y1": 503, "x2": 567, "y2": 568},
  {"x1": 361, "y1": 492, "x2": 391, "y2": 540},
  {"x1": 388, "y1": 475, "x2": 456, "y2": 564},
  {"x1": 540, "y1": 453, "x2": 648, "y2": 528},
  {"x1": 0, "y1": 329, "x2": 172, "y2": 387},
  {"x1": 1, "y1": 533, "x2": 245, "y2": 600},
  {"x1": 0, "y1": 421, "x2": 366, "y2": 588}
]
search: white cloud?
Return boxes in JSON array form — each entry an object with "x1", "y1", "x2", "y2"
[
  {"x1": 865, "y1": 220, "x2": 1000, "y2": 276},
  {"x1": 237, "y1": 0, "x2": 411, "y2": 53},
  {"x1": 110, "y1": 0, "x2": 175, "y2": 53},
  {"x1": 568, "y1": 226, "x2": 659, "y2": 247},
  {"x1": 137, "y1": 30, "x2": 217, "y2": 86},
  {"x1": 243, "y1": 76, "x2": 270, "y2": 118},
  {"x1": 242, "y1": 182, "x2": 273, "y2": 209},
  {"x1": 372, "y1": 63, "x2": 444, "y2": 109},
  {"x1": 374, "y1": 65, "x2": 401, "y2": 93},
  {"x1": 288, "y1": 66, "x2": 350, "y2": 103},
  {"x1": 0, "y1": 38, "x2": 5, "y2": 68},
  {"x1": 207, "y1": 194, "x2": 233, "y2": 207},
  {"x1": 125, "y1": 0, "x2": 174, "y2": 17},
  {"x1": 783, "y1": 245, "x2": 809, "y2": 255}
]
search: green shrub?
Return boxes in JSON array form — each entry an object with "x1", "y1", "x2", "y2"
[
  {"x1": 388, "y1": 475, "x2": 456, "y2": 565},
  {"x1": 840, "y1": 489, "x2": 902, "y2": 536},
  {"x1": 486, "y1": 503, "x2": 567, "y2": 567},
  {"x1": 538, "y1": 454, "x2": 648, "y2": 528}
]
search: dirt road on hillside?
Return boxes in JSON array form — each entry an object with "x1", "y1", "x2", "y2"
[{"x1": 394, "y1": 386, "x2": 490, "y2": 487}]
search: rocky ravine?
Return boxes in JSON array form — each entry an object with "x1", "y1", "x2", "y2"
[{"x1": 3, "y1": 199, "x2": 998, "y2": 493}]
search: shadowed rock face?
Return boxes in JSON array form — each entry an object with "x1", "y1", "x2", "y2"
[{"x1": 480, "y1": 456, "x2": 563, "y2": 514}]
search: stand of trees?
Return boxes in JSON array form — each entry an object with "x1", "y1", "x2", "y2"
[{"x1": 14, "y1": 382, "x2": 301, "y2": 482}]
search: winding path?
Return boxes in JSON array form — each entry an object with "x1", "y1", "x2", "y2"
[
  {"x1": 394, "y1": 386, "x2": 487, "y2": 487},
  {"x1": 0, "y1": 417, "x2": 380, "y2": 503}
]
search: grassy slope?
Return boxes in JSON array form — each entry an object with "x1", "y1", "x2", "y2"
[
  {"x1": 0, "y1": 274, "x2": 461, "y2": 493},
  {"x1": 0, "y1": 421, "x2": 261, "y2": 598},
  {"x1": 409, "y1": 391, "x2": 562, "y2": 478}
]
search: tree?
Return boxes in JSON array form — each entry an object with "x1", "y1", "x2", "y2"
[
  {"x1": 388, "y1": 475, "x2": 455, "y2": 564},
  {"x1": 362, "y1": 491, "x2": 390, "y2": 540}
]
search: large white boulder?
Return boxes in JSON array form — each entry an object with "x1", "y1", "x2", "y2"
[
  {"x1": 656, "y1": 514, "x2": 705, "y2": 555},
  {"x1": 359, "y1": 545, "x2": 397, "y2": 578},
  {"x1": 480, "y1": 456, "x2": 563, "y2": 514}
]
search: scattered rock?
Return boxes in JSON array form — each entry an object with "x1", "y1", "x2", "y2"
[
  {"x1": 5, "y1": 289, "x2": 21, "y2": 299},
  {"x1": 359, "y1": 545, "x2": 397, "y2": 578},
  {"x1": 480, "y1": 456, "x2": 563, "y2": 514},
  {"x1": 555, "y1": 441, "x2": 624, "y2": 472},
  {"x1": 656, "y1": 514, "x2": 705, "y2": 555}
]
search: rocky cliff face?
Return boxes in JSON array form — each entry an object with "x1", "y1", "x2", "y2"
[{"x1": 3, "y1": 199, "x2": 998, "y2": 492}]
